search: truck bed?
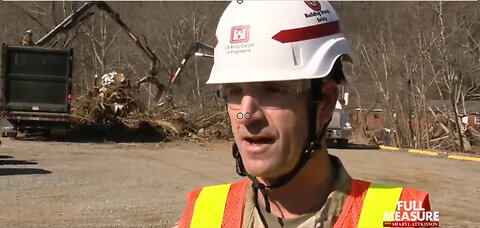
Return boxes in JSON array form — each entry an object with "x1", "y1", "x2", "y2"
[{"x1": 1, "y1": 45, "x2": 72, "y2": 114}]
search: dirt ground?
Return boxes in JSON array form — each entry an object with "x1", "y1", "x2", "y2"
[{"x1": 0, "y1": 138, "x2": 479, "y2": 227}]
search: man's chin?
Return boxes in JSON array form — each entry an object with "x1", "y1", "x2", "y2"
[{"x1": 243, "y1": 161, "x2": 279, "y2": 178}]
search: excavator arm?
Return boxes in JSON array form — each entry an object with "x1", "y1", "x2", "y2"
[
  {"x1": 34, "y1": 1, "x2": 166, "y2": 105},
  {"x1": 35, "y1": 2, "x2": 95, "y2": 46},
  {"x1": 171, "y1": 42, "x2": 213, "y2": 83}
]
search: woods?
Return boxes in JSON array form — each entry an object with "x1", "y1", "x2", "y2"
[
  {"x1": 335, "y1": 2, "x2": 480, "y2": 152},
  {"x1": 0, "y1": 1, "x2": 478, "y2": 151}
]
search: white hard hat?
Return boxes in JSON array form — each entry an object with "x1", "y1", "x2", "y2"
[{"x1": 207, "y1": 1, "x2": 353, "y2": 84}]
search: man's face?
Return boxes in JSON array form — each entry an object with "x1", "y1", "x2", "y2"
[{"x1": 224, "y1": 81, "x2": 311, "y2": 178}]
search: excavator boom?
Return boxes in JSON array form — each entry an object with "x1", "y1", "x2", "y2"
[
  {"x1": 171, "y1": 42, "x2": 213, "y2": 83},
  {"x1": 34, "y1": 1, "x2": 166, "y2": 105}
]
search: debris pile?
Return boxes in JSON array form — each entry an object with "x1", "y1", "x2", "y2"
[
  {"x1": 187, "y1": 110, "x2": 231, "y2": 141},
  {"x1": 121, "y1": 108, "x2": 232, "y2": 141},
  {"x1": 350, "y1": 107, "x2": 480, "y2": 153},
  {"x1": 427, "y1": 108, "x2": 474, "y2": 152},
  {"x1": 71, "y1": 72, "x2": 142, "y2": 125},
  {"x1": 70, "y1": 72, "x2": 232, "y2": 142}
]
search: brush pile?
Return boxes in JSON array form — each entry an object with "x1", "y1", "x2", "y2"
[
  {"x1": 71, "y1": 72, "x2": 141, "y2": 125},
  {"x1": 70, "y1": 72, "x2": 232, "y2": 142},
  {"x1": 427, "y1": 108, "x2": 475, "y2": 152}
]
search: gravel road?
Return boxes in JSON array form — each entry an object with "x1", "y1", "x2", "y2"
[{"x1": 0, "y1": 139, "x2": 479, "y2": 227}]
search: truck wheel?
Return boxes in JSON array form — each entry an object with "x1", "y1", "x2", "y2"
[
  {"x1": 42, "y1": 129, "x2": 52, "y2": 137},
  {"x1": 336, "y1": 139, "x2": 348, "y2": 149},
  {"x1": 5, "y1": 131, "x2": 18, "y2": 138},
  {"x1": 51, "y1": 128, "x2": 68, "y2": 136},
  {"x1": 326, "y1": 138, "x2": 336, "y2": 148},
  {"x1": 48, "y1": 128, "x2": 69, "y2": 140}
]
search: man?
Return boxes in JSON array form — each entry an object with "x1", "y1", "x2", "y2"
[
  {"x1": 21, "y1": 29, "x2": 34, "y2": 46},
  {"x1": 178, "y1": 1, "x2": 430, "y2": 227}
]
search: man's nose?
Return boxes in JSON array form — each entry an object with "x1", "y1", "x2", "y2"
[{"x1": 237, "y1": 95, "x2": 262, "y2": 123}]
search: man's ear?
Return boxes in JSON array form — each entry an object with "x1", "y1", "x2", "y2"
[{"x1": 316, "y1": 78, "x2": 339, "y2": 136}]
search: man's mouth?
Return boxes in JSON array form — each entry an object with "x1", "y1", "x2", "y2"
[
  {"x1": 242, "y1": 136, "x2": 275, "y2": 154},
  {"x1": 245, "y1": 137, "x2": 275, "y2": 145}
]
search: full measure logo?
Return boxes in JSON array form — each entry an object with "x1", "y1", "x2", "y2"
[{"x1": 383, "y1": 201, "x2": 440, "y2": 227}]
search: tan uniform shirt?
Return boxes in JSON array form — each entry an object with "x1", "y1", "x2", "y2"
[
  {"x1": 242, "y1": 155, "x2": 352, "y2": 228},
  {"x1": 21, "y1": 34, "x2": 34, "y2": 45}
]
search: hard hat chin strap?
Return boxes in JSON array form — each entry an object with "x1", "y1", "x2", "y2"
[
  {"x1": 231, "y1": 101, "x2": 331, "y2": 213},
  {"x1": 232, "y1": 139, "x2": 321, "y2": 213}
]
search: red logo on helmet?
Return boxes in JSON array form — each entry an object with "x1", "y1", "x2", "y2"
[
  {"x1": 304, "y1": 1, "x2": 322, "y2": 11},
  {"x1": 230, "y1": 26, "x2": 250, "y2": 43}
]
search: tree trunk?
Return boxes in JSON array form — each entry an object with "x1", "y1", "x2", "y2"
[{"x1": 451, "y1": 96, "x2": 465, "y2": 153}]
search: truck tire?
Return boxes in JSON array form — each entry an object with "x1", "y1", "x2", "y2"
[
  {"x1": 326, "y1": 138, "x2": 335, "y2": 148},
  {"x1": 5, "y1": 131, "x2": 17, "y2": 138},
  {"x1": 51, "y1": 128, "x2": 68, "y2": 136},
  {"x1": 336, "y1": 139, "x2": 348, "y2": 149}
]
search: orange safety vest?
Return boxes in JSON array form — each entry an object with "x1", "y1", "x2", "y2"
[{"x1": 179, "y1": 179, "x2": 430, "y2": 228}]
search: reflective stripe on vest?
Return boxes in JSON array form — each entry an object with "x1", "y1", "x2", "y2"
[
  {"x1": 190, "y1": 184, "x2": 231, "y2": 228},
  {"x1": 179, "y1": 179, "x2": 250, "y2": 228},
  {"x1": 357, "y1": 183, "x2": 403, "y2": 228}
]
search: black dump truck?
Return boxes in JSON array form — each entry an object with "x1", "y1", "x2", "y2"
[{"x1": 0, "y1": 44, "x2": 73, "y2": 137}]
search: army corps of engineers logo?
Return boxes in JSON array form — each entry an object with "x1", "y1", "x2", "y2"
[
  {"x1": 230, "y1": 25, "x2": 250, "y2": 44},
  {"x1": 304, "y1": 1, "x2": 322, "y2": 11}
]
